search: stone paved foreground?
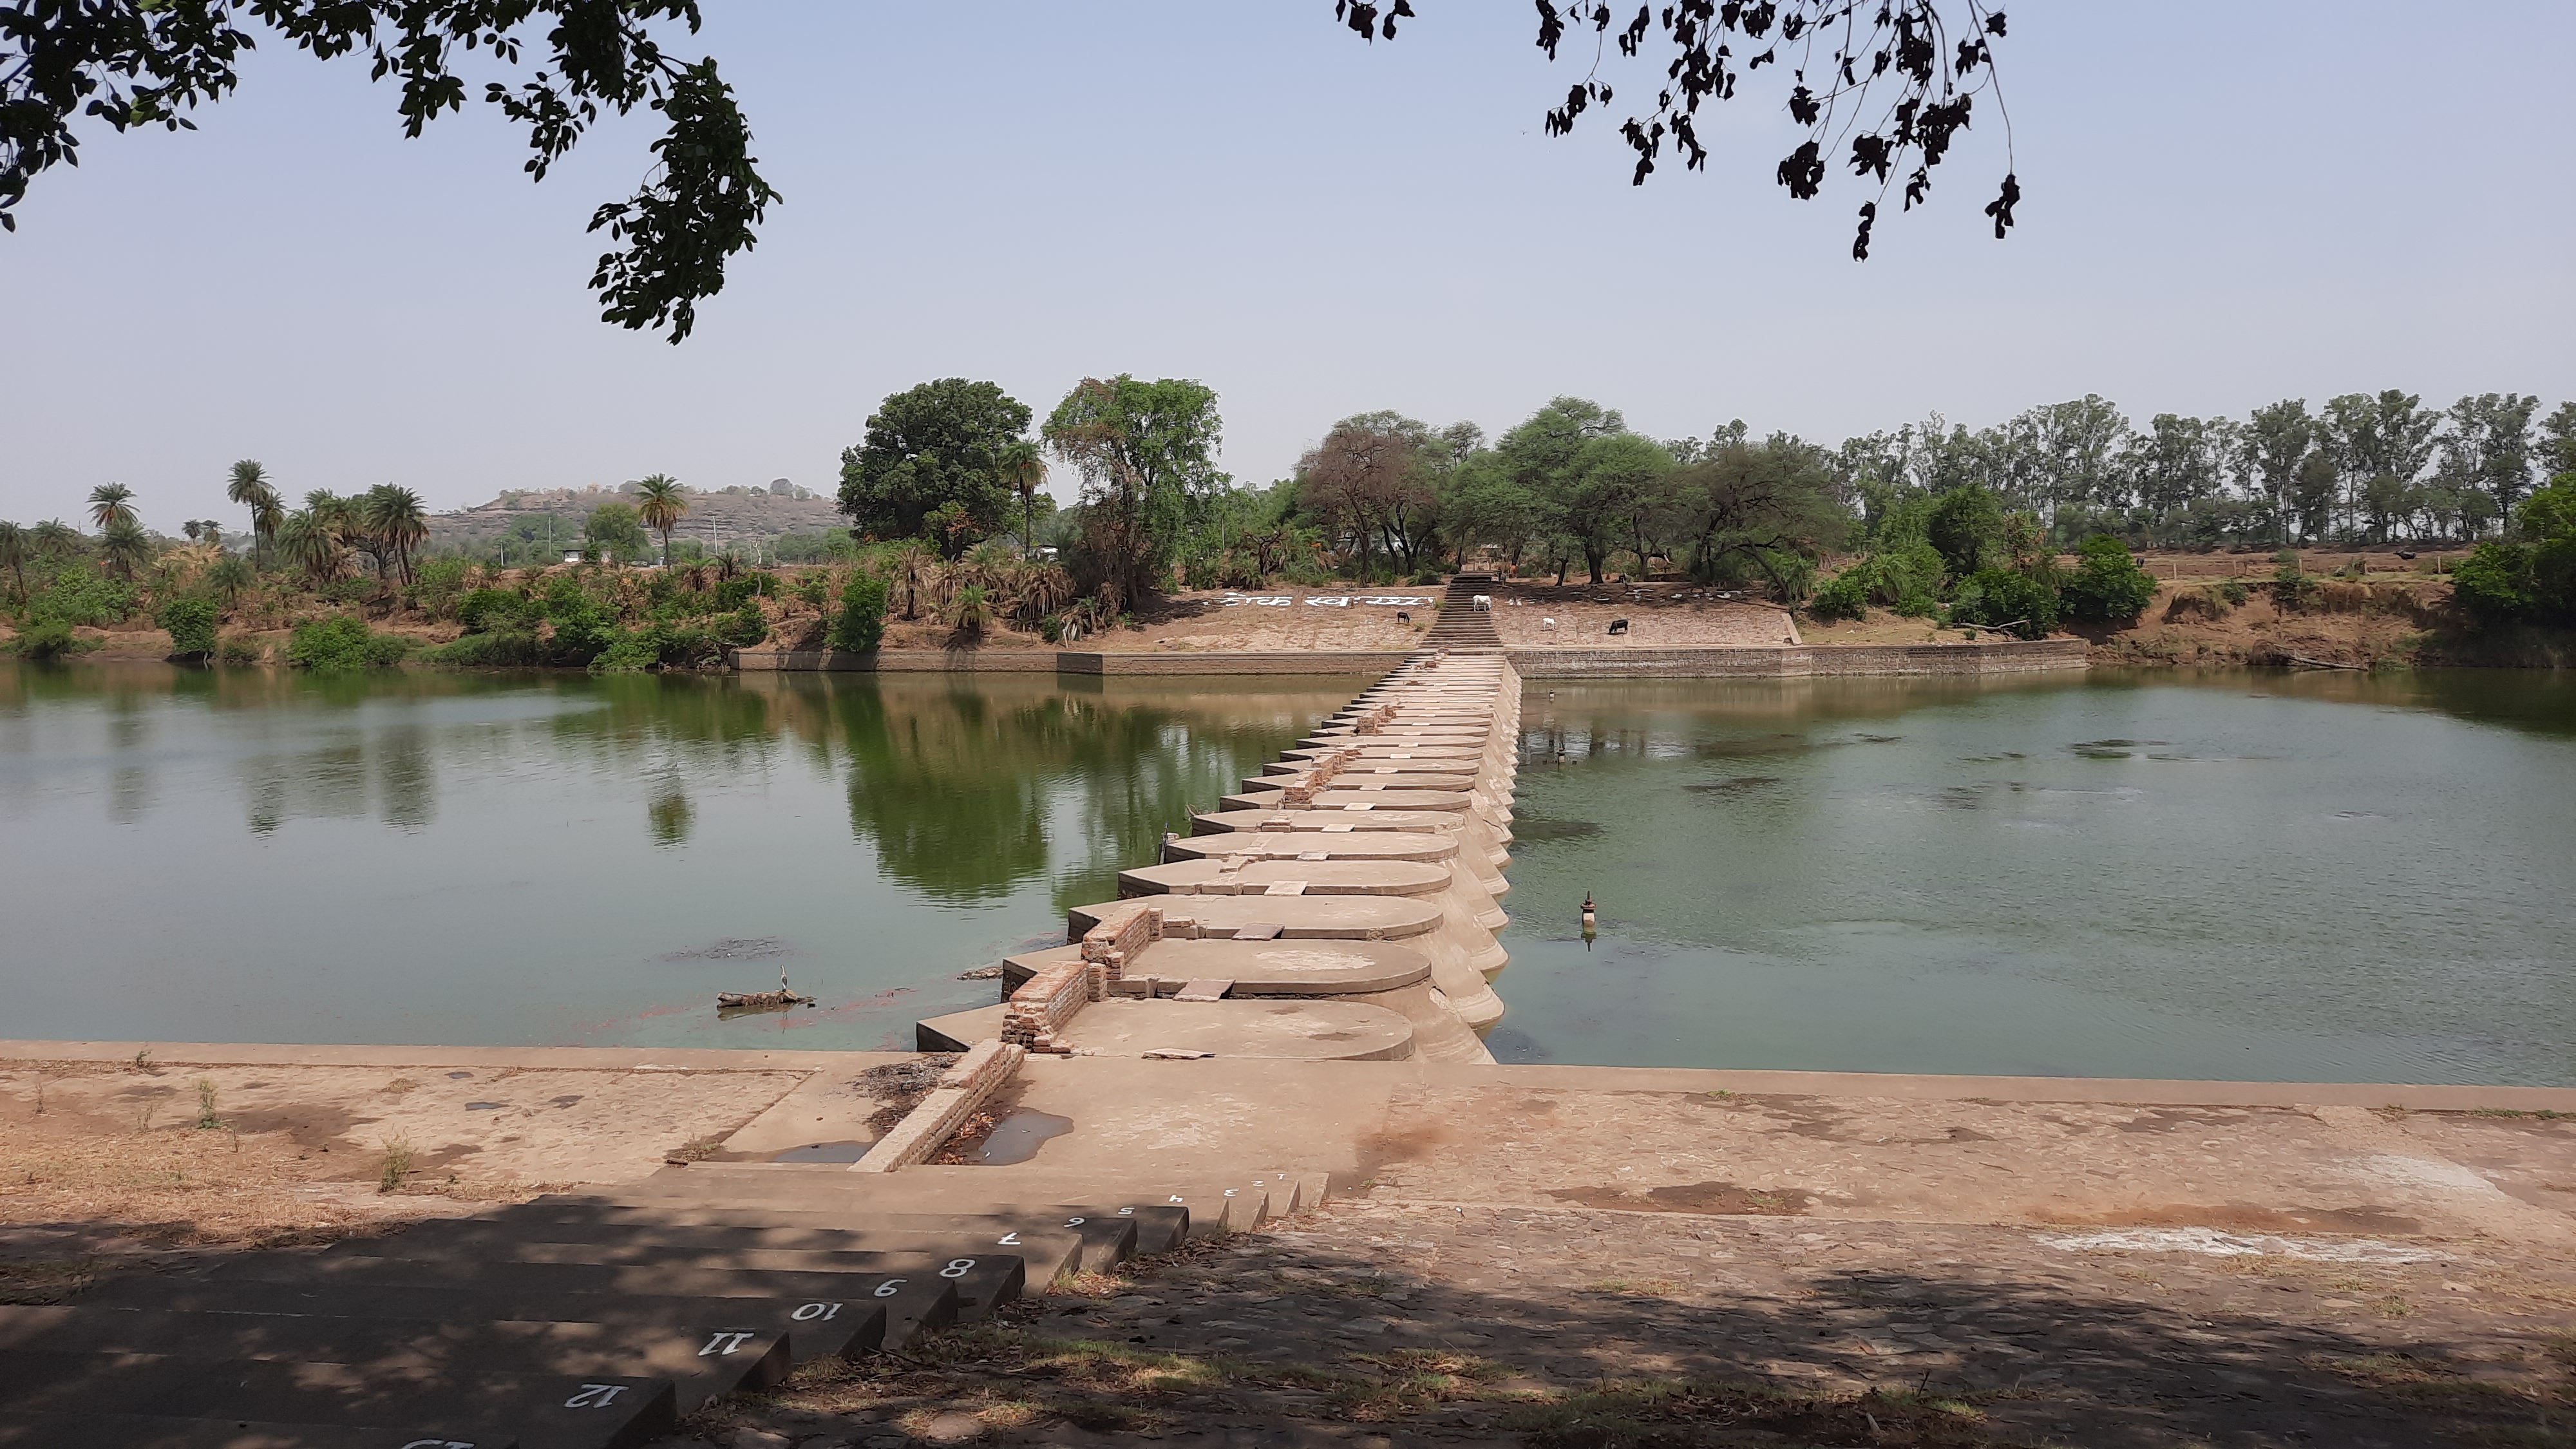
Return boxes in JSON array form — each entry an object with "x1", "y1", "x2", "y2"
[{"x1": 668, "y1": 1193, "x2": 2576, "y2": 1448}]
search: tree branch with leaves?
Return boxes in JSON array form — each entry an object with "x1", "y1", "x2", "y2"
[
  {"x1": 1334, "y1": 0, "x2": 2017, "y2": 258},
  {"x1": 1, "y1": 0, "x2": 777, "y2": 341}
]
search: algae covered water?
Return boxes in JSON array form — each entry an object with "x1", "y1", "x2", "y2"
[
  {"x1": 5, "y1": 662, "x2": 2571, "y2": 1082},
  {"x1": 1498, "y1": 668, "x2": 2576, "y2": 1084},
  {"x1": 0, "y1": 666, "x2": 1358, "y2": 1052}
]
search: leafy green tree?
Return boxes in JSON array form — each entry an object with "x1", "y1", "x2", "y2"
[
  {"x1": 2439, "y1": 393, "x2": 2539, "y2": 535},
  {"x1": 583, "y1": 502, "x2": 651, "y2": 562},
  {"x1": 2451, "y1": 479, "x2": 2576, "y2": 626},
  {"x1": 830, "y1": 574, "x2": 889, "y2": 652},
  {"x1": 838, "y1": 379, "x2": 1031, "y2": 554},
  {"x1": 1437, "y1": 451, "x2": 1545, "y2": 575},
  {"x1": 1668, "y1": 434, "x2": 1848, "y2": 597},
  {"x1": 2059, "y1": 535, "x2": 2159, "y2": 623},
  {"x1": 1299, "y1": 416, "x2": 1437, "y2": 576},
  {"x1": 635, "y1": 475, "x2": 690, "y2": 565},
  {"x1": 2242, "y1": 399, "x2": 2315, "y2": 545},
  {"x1": 2541, "y1": 404, "x2": 2576, "y2": 479},
  {"x1": 87, "y1": 482, "x2": 136, "y2": 531},
  {"x1": 1926, "y1": 484, "x2": 2005, "y2": 577},
  {"x1": 156, "y1": 596, "x2": 219, "y2": 657},
  {"x1": 1043, "y1": 375, "x2": 1225, "y2": 609}
]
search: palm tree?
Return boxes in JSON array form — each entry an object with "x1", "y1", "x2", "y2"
[
  {"x1": 946, "y1": 582, "x2": 994, "y2": 639},
  {"x1": 99, "y1": 519, "x2": 152, "y2": 581},
  {"x1": 998, "y1": 440, "x2": 1048, "y2": 558},
  {"x1": 88, "y1": 482, "x2": 137, "y2": 531},
  {"x1": 888, "y1": 541, "x2": 932, "y2": 620},
  {"x1": 227, "y1": 461, "x2": 282, "y2": 565},
  {"x1": 361, "y1": 484, "x2": 429, "y2": 584},
  {"x1": 634, "y1": 475, "x2": 690, "y2": 566},
  {"x1": 207, "y1": 554, "x2": 254, "y2": 603},
  {"x1": 30, "y1": 520, "x2": 82, "y2": 559},
  {"x1": 0, "y1": 521, "x2": 26, "y2": 603},
  {"x1": 277, "y1": 509, "x2": 346, "y2": 587}
]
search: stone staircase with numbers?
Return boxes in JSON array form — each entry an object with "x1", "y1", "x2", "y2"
[
  {"x1": 0, "y1": 1173, "x2": 1329, "y2": 1449},
  {"x1": 1419, "y1": 573, "x2": 1505, "y2": 652},
  {"x1": 0, "y1": 654, "x2": 1520, "y2": 1449}
]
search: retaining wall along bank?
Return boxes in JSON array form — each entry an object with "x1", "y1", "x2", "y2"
[{"x1": 728, "y1": 639, "x2": 2085, "y2": 677}]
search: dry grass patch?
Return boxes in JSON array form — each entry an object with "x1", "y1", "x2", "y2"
[
  {"x1": 1051, "y1": 1269, "x2": 1132, "y2": 1299},
  {"x1": 1586, "y1": 1276, "x2": 1683, "y2": 1297}
]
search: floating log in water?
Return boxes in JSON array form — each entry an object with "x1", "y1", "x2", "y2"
[
  {"x1": 719, "y1": 965, "x2": 815, "y2": 1011},
  {"x1": 716, "y1": 989, "x2": 815, "y2": 1009}
]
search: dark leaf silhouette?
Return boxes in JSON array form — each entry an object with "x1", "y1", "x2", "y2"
[
  {"x1": 3, "y1": 0, "x2": 777, "y2": 343},
  {"x1": 1327, "y1": 0, "x2": 2018, "y2": 260}
]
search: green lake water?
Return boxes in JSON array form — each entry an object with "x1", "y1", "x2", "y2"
[
  {"x1": 0, "y1": 666, "x2": 1358, "y2": 1052},
  {"x1": 3, "y1": 662, "x2": 2570, "y2": 1083},
  {"x1": 1499, "y1": 669, "x2": 2576, "y2": 1084}
]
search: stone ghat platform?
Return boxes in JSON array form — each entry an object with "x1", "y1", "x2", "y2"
[{"x1": 14, "y1": 1039, "x2": 2576, "y2": 1447}]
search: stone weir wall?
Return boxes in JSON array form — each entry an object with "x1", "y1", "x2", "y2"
[
  {"x1": 905, "y1": 647, "x2": 1529, "y2": 1075},
  {"x1": 1508, "y1": 638, "x2": 2087, "y2": 677},
  {"x1": 729, "y1": 639, "x2": 2083, "y2": 677}
]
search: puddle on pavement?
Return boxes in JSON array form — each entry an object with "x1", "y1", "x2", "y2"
[
  {"x1": 976, "y1": 1110, "x2": 1074, "y2": 1165},
  {"x1": 768, "y1": 1139, "x2": 873, "y2": 1164}
]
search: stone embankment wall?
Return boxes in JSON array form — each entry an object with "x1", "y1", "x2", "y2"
[
  {"x1": 1508, "y1": 638, "x2": 2087, "y2": 677},
  {"x1": 730, "y1": 639, "x2": 2084, "y2": 677}
]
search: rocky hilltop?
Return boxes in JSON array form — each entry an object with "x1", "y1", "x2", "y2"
[{"x1": 426, "y1": 482, "x2": 842, "y2": 551}]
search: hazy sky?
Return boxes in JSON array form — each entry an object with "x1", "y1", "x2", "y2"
[{"x1": 4, "y1": 3, "x2": 2570, "y2": 531}]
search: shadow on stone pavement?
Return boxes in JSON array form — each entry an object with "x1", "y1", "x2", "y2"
[{"x1": 663, "y1": 1200, "x2": 2576, "y2": 1448}]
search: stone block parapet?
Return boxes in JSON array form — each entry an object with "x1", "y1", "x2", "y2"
[{"x1": 849, "y1": 1037, "x2": 1025, "y2": 1172}]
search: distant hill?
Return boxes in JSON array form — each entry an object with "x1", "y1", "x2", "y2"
[{"x1": 427, "y1": 483, "x2": 844, "y2": 552}]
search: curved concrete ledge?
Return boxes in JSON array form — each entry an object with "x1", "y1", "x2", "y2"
[
  {"x1": 1190, "y1": 808, "x2": 1514, "y2": 869},
  {"x1": 1164, "y1": 830, "x2": 1507, "y2": 898},
  {"x1": 1119, "y1": 858, "x2": 1454, "y2": 898},
  {"x1": 1003, "y1": 940, "x2": 1432, "y2": 997},
  {"x1": 1052, "y1": 998, "x2": 1416, "y2": 1061},
  {"x1": 1068, "y1": 895, "x2": 1444, "y2": 942},
  {"x1": 1348, "y1": 983, "x2": 1496, "y2": 1065}
]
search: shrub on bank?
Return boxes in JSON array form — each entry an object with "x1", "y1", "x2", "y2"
[
  {"x1": 9, "y1": 618, "x2": 90, "y2": 659},
  {"x1": 216, "y1": 634, "x2": 265, "y2": 667},
  {"x1": 1808, "y1": 568, "x2": 1870, "y2": 621},
  {"x1": 2452, "y1": 479, "x2": 2576, "y2": 627},
  {"x1": 831, "y1": 575, "x2": 888, "y2": 652},
  {"x1": 287, "y1": 616, "x2": 412, "y2": 672},
  {"x1": 1949, "y1": 567, "x2": 2060, "y2": 639},
  {"x1": 2060, "y1": 536, "x2": 2159, "y2": 623},
  {"x1": 155, "y1": 597, "x2": 220, "y2": 658}
]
